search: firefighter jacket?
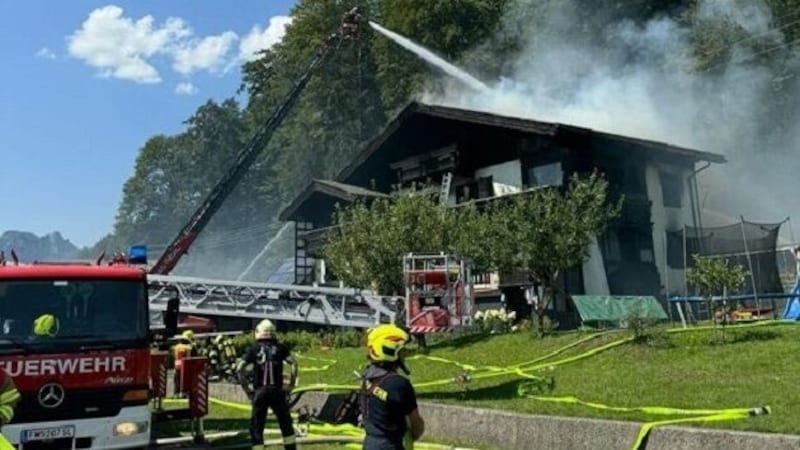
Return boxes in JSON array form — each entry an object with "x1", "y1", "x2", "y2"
[
  {"x1": 173, "y1": 342, "x2": 193, "y2": 370},
  {"x1": 0, "y1": 369, "x2": 20, "y2": 427}
]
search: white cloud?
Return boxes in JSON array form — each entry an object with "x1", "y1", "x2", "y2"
[
  {"x1": 67, "y1": 5, "x2": 190, "y2": 83},
  {"x1": 35, "y1": 47, "x2": 56, "y2": 60},
  {"x1": 175, "y1": 81, "x2": 198, "y2": 95},
  {"x1": 66, "y1": 6, "x2": 292, "y2": 84},
  {"x1": 173, "y1": 31, "x2": 238, "y2": 75},
  {"x1": 239, "y1": 16, "x2": 292, "y2": 62}
]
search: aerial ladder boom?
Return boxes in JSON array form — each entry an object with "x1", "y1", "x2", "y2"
[{"x1": 149, "y1": 9, "x2": 362, "y2": 275}]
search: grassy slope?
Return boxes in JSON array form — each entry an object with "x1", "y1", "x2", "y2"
[
  {"x1": 154, "y1": 322, "x2": 800, "y2": 448},
  {"x1": 293, "y1": 322, "x2": 800, "y2": 435}
]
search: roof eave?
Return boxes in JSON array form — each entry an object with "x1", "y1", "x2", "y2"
[
  {"x1": 279, "y1": 180, "x2": 390, "y2": 222},
  {"x1": 335, "y1": 102, "x2": 424, "y2": 183}
]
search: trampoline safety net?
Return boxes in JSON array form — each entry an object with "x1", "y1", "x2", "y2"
[{"x1": 667, "y1": 220, "x2": 785, "y2": 296}]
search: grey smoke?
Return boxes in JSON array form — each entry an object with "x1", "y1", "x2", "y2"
[{"x1": 419, "y1": 0, "x2": 800, "y2": 236}]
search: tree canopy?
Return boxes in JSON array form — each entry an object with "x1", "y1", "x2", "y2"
[
  {"x1": 89, "y1": 0, "x2": 800, "y2": 281},
  {"x1": 323, "y1": 173, "x2": 621, "y2": 334},
  {"x1": 322, "y1": 188, "x2": 491, "y2": 294}
]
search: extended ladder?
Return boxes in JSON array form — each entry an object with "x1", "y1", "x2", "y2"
[
  {"x1": 439, "y1": 172, "x2": 453, "y2": 206},
  {"x1": 147, "y1": 274, "x2": 399, "y2": 329}
]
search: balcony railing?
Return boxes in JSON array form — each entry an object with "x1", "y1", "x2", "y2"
[{"x1": 298, "y1": 225, "x2": 337, "y2": 257}]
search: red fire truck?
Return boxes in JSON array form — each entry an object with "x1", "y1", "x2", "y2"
[
  {"x1": 0, "y1": 10, "x2": 363, "y2": 448},
  {"x1": 0, "y1": 257, "x2": 175, "y2": 449},
  {"x1": 403, "y1": 253, "x2": 474, "y2": 334}
]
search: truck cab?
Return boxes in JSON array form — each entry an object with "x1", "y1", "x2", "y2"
[{"x1": 0, "y1": 263, "x2": 152, "y2": 449}]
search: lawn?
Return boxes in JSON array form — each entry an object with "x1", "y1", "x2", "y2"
[
  {"x1": 153, "y1": 321, "x2": 800, "y2": 447},
  {"x1": 292, "y1": 321, "x2": 800, "y2": 435},
  {"x1": 153, "y1": 395, "x2": 487, "y2": 449}
]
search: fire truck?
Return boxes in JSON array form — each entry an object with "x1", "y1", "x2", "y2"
[
  {"x1": 0, "y1": 254, "x2": 175, "y2": 450},
  {"x1": 403, "y1": 253, "x2": 474, "y2": 334},
  {"x1": 0, "y1": 9, "x2": 366, "y2": 450}
]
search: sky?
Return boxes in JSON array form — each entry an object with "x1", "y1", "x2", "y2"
[{"x1": 0, "y1": 0, "x2": 296, "y2": 248}]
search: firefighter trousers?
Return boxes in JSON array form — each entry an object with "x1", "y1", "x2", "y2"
[
  {"x1": 250, "y1": 387, "x2": 296, "y2": 450},
  {"x1": 173, "y1": 368, "x2": 184, "y2": 397}
]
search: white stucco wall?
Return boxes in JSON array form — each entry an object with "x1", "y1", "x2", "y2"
[
  {"x1": 582, "y1": 237, "x2": 610, "y2": 295},
  {"x1": 645, "y1": 163, "x2": 695, "y2": 297},
  {"x1": 475, "y1": 160, "x2": 523, "y2": 195}
]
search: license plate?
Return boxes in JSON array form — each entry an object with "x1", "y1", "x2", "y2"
[{"x1": 21, "y1": 425, "x2": 75, "y2": 442}]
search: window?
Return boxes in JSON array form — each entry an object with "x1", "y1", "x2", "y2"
[
  {"x1": 660, "y1": 171, "x2": 684, "y2": 208},
  {"x1": 527, "y1": 162, "x2": 563, "y2": 187},
  {"x1": 0, "y1": 279, "x2": 148, "y2": 345},
  {"x1": 457, "y1": 177, "x2": 494, "y2": 202},
  {"x1": 602, "y1": 229, "x2": 622, "y2": 262},
  {"x1": 603, "y1": 227, "x2": 654, "y2": 264}
]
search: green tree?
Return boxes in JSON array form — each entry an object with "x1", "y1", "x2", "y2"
[
  {"x1": 487, "y1": 172, "x2": 621, "y2": 336},
  {"x1": 103, "y1": 99, "x2": 257, "y2": 276},
  {"x1": 323, "y1": 187, "x2": 491, "y2": 294},
  {"x1": 686, "y1": 254, "x2": 748, "y2": 334},
  {"x1": 241, "y1": 0, "x2": 387, "y2": 205}
]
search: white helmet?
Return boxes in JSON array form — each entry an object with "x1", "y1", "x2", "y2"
[{"x1": 255, "y1": 319, "x2": 275, "y2": 339}]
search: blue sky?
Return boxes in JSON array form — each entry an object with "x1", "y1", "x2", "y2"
[{"x1": 0, "y1": 0, "x2": 296, "y2": 248}]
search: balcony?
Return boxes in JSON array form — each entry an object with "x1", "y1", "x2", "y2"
[{"x1": 298, "y1": 225, "x2": 337, "y2": 257}]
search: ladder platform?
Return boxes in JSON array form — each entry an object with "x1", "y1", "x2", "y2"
[{"x1": 148, "y1": 274, "x2": 399, "y2": 329}]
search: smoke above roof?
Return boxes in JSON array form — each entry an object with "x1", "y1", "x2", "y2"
[{"x1": 419, "y1": 0, "x2": 800, "y2": 232}]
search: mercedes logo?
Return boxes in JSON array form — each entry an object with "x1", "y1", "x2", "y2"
[{"x1": 37, "y1": 382, "x2": 65, "y2": 409}]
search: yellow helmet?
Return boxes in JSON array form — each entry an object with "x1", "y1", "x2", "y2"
[
  {"x1": 33, "y1": 314, "x2": 59, "y2": 337},
  {"x1": 181, "y1": 329, "x2": 195, "y2": 342},
  {"x1": 367, "y1": 324, "x2": 409, "y2": 362},
  {"x1": 255, "y1": 319, "x2": 275, "y2": 339}
]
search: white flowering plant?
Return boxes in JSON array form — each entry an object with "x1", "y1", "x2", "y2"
[{"x1": 473, "y1": 308, "x2": 517, "y2": 334}]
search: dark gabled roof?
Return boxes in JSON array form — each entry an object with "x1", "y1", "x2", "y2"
[
  {"x1": 335, "y1": 101, "x2": 726, "y2": 182},
  {"x1": 315, "y1": 179, "x2": 389, "y2": 198},
  {"x1": 278, "y1": 179, "x2": 389, "y2": 221}
]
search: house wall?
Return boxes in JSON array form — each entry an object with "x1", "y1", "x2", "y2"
[
  {"x1": 644, "y1": 162, "x2": 695, "y2": 297},
  {"x1": 474, "y1": 159, "x2": 523, "y2": 195},
  {"x1": 582, "y1": 237, "x2": 610, "y2": 295}
]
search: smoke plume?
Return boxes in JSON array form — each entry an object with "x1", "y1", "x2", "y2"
[{"x1": 421, "y1": 0, "x2": 800, "y2": 237}]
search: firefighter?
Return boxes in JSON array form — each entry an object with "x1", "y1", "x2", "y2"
[
  {"x1": 172, "y1": 329, "x2": 194, "y2": 398},
  {"x1": 340, "y1": 6, "x2": 361, "y2": 39},
  {"x1": 219, "y1": 335, "x2": 238, "y2": 382},
  {"x1": 236, "y1": 319, "x2": 298, "y2": 450},
  {"x1": 0, "y1": 369, "x2": 20, "y2": 425},
  {"x1": 360, "y1": 324, "x2": 425, "y2": 450},
  {"x1": 199, "y1": 337, "x2": 219, "y2": 381},
  {"x1": 0, "y1": 368, "x2": 20, "y2": 448}
]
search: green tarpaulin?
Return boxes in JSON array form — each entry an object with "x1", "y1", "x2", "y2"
[{"x1": 572, "y1": 295, "x2": 668, "y2": 324}]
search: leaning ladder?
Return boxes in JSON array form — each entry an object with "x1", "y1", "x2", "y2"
[{"x1": 439, "y1": 172, "x2": 453, "y2": 206}]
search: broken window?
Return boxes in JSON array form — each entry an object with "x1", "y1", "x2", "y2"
[
  {"x1": 527, "y1": 162, "x2": 563, "y2": 187},
  {"x1": 659, "y1": 170, "x2": 684, "y2": 208}
]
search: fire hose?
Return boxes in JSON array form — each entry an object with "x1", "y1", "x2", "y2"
[
  {"x1": 162, "y1": 396, "x2": 475, "y2": 449},
  {"x1": 165, "y1": 320, "x2": 783, "y2": 449}
]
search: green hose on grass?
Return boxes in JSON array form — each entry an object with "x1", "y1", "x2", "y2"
[{"x1": 167, "y1": 320, "x2": 787, "y2": 449}]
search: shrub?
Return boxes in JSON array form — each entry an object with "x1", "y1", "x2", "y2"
[
  {"x1": 531, "y1": 315, "x2": 558, "y2": 338},
  {"x1": 473, "y1": 308, "x2": 517, "y2": 334},
  {"x1": 624, "y1": 305, "x2": 671, "y2": 348},
  {"x1": 318, "y1": 328, "x2": 364, "y2": 349}
]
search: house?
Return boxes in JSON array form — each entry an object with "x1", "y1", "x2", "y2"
[{"x1": 279, "y1": 101, "x2": 726, "y2": 321}]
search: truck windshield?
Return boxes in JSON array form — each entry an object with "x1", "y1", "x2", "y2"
[{"x1": 0, "y1": 279, "x2": 148, "y2": 344}]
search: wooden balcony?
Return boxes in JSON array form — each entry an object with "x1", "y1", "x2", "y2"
[{"x1": 298, "y1": 225, "x2": 337, "y2": 257}]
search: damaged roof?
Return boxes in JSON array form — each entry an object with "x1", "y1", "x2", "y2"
[{"x1": 335, "y1": 101, "x2": 726, "y2": 183}]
